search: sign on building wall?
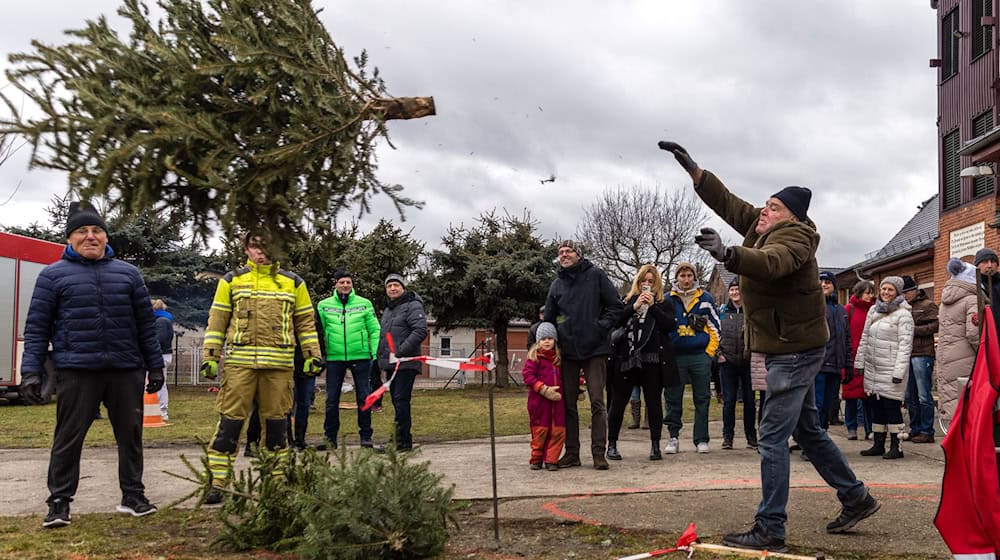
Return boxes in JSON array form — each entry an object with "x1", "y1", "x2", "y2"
[{"x1": 950, "y1": 222, "x2": 985, "y2": 259}]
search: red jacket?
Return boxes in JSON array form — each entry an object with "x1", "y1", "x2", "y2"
[{"x1": 842, "y1": 296, "x2": 873, "y2": 400}]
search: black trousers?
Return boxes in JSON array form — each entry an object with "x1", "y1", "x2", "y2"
[
  {"x1": 608, "y1": 362, "x2": 664, "y2": 442},
  {"x1": 48, "y1": 368, "x2": 146, "y2": 503}
]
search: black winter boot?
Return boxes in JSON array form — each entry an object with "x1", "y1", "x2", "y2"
[
  {"x1": 860, "y1": 432, "x2": 886, "y2": 456},
  {"x1": 883, "y1": 433, "x2": 904, "y2": 459},
  {"x1": 628, "y1": 400, "x2": 641, "y2": 429},
  {"x1": 606, "y1": 441, "x2": 622, "y2": 460},
  {"x1": 650, "y1": 440, "x2": 662, "y2": 460},
  {"x1": 293, "y1": 419, "x2": 308, "y2": 450}
]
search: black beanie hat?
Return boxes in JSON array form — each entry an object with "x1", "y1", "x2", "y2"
[
  {"x1": 770, "y1": 186, "x2": 812, "y2": 222},
  {"x1": 333, "y1": 268, "x2": 352, "y2": 281},
  {"x1": 975, "y1": 248, "x2": 999, "y2": 266},
  {"x1": 901, "y1": 275, "x2": 918, "y2": 293},
  {"x1": 819, "y1": 270, "x2": 837, "y2": 288},
  {"x1": 65, "y1": 202, "x2": 108, "y2": 237},
  {"x1": 728, "y1": 276, "x2": 740, "y2": 288}
]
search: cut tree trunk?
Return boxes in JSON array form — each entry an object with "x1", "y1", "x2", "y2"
[{"x1": 374, "y1": 96, "x2": 436, "y2": 120}]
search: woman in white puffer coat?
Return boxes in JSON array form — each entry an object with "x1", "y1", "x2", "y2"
[{"x1": 853, "y1": 276, "x2": 914, "y2": 460}]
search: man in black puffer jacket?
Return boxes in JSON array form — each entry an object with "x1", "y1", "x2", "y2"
[
  {"x1": 375, "y1": 273, "x2": 429, "y2": 451},
  {"x1": 20, "y1": 203, "x2": 164, "y2": 529},
  {"x1": 544, "y1": 240, "x2": 624, "y2": 470}
]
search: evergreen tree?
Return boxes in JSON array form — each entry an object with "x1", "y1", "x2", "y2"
[
  {"x1": 1, "y1": 0, "x2": 434, "y2": 254},
  {"x1": 417, "y1": 211, "x2": 555, "y2": 388}
]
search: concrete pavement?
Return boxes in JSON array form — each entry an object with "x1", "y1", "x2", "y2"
[{"x1": 0, "y1": 420, "x2": 952, "y2": 558}]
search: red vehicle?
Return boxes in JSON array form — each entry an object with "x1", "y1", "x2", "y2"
[{"x1": 0, "y1": 231, "x2": 64, "y2": 403}]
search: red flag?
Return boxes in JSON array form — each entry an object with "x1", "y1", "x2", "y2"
[{"x1": 935, "y1": 306, "x2": 1000, "y2": 557}]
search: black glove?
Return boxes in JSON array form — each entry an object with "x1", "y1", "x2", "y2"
[
  {"x1": 19, "y1": 372, "x2": 44, "y2": 405},
  {"x1": 657, "y1": 141, "x2": 699, "y2": 173},
  {"x1": 690, "y1": 314, "x2": 708, "y2": 331},
  {"x1": 146, "y1": 368, "x2": 165, "y2": 394},
  {"x1": 694, "y1": 227, "x2": 728, "y2": 262},
  {"x1": 842, "y1": 368, "x2": 854, "y2": 385}
]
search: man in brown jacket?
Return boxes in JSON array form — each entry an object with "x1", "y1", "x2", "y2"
[
  {"x1": 900, "y1": 276, "x2": 939, "y2": 443},
  {"x1": 658, "y1": 141, "x2": 878, "y2": 553}
]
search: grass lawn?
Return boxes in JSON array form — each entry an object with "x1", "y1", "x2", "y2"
[{"x1": 2, "y1": 384, "x2": 718, "y2": 449}]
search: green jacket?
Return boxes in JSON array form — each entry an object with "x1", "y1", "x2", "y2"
[
  {"x1": 695, "y1": 171, "x2": 829, "y2": 354},
  {"x1": 317, "y1": 290, "x2": 381, "y2": 362}
]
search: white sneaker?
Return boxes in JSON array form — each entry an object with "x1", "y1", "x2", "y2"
[
  {"x1": 697, "y1": 442, "x2": 710, "y2": 453},
  {"x1": 665, "y1": 437, "x2": 679, "y2": 454}
]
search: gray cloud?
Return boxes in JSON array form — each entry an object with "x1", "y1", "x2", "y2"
[{"x1": 1, "y1": 0, "x2": 938, "y2": 267}]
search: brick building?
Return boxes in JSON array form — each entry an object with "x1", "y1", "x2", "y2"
[
  {"x1": 836, "y1": 195, "x2": 939, "y2": 303},
  {"x1": 933, "y1": 0, "x2": 1000, "y2": 294}
]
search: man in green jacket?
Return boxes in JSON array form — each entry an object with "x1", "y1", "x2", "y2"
[
  {"x1": 317, "y1": 268, "x2": 381, "y2": 448},
  {"x1": 659, "y1": 141, "x2": 879, "y2": 553}
]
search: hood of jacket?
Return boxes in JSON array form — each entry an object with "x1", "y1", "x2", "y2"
[
  {"x1": 941, "y1": 278, "x2": 979, "y2": 305},
  {"x1": 387, "y1": 289, "x2": 420, "y2": 309},
  {"x1": 557, "y1": 258, "x2": 594, "y2": 282}
]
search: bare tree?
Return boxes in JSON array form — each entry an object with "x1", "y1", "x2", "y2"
[{"x1": 576, "y1": 184, "x2": 714, "y2": 289}]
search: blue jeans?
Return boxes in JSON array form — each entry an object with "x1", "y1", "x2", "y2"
[
  {"x1": 814, "y1": 371, "x2": 840, "y2": 430},
  {"x1": 389, "y1": 369, "x2": 418, "y2": 448},
  {"x1": 843, "y1": 398, "x2": 871, "y2": 435},
  {"x1": 905, "y1": 356, "x2": 935, "y2": 437},
  {"x1": 756, "y1": 347, "x2": 866, "y2": 539},
  {"x1": 293, "y1": 374, "x2": 316, "y2": 427},
  {"x1": 720, "y1": 361, "x2": 756, "y2": 440},
  {"x1": 324, "y1": 360, "x2": 373, "y2": 444},
  {"x1": 664, "y1": 353, "x2": 712, "y2": 444}
]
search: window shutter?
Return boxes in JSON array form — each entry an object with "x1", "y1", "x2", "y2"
[
  {"x1": 973, "y1": 110, "x2": 995, "y2": 197},
  {"x1": 943, "y1": 129, "x2": 962, "y2": 209}
]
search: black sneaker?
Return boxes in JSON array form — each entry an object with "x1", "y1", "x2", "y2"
[
  {"x1": 826, "y1": 491, "x2": 880, "y2": 533},
  {"x1": 722, "y1": 524, "x2": 787, "y2": 553},
  {"x1": 721, "y1": 438, "x2": 734, "y2": 450},
  {"x1": 43, "y1": 499, "x2": 71, "y2": 528},
  {"x1": 116, "y1": 494, "x2": 157, "y2": 517},
  {"x1": 204, "y1": 488, "x2": 224, "y2": 505}
]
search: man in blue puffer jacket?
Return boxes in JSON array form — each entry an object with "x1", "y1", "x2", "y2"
[{"x1": 19, "y1": 203, "x2": 164, "y2": 529}]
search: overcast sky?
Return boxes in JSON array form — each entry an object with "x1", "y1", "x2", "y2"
[{"x1": 0, "y1": 1, "x2": 939, "y2": 268}]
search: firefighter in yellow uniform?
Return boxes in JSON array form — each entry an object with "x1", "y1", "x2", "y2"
[{"x1": 199, "y1": 233, "x2": 323, "y2": 504}]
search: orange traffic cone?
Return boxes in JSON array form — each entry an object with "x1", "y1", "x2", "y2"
[{"x1": 142, "y1": 392, "x2": 167, "y2": 428}]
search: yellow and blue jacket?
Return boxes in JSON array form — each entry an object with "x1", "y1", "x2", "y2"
[{"x1": 203, "y1": 260, "x2": 321, "y2": 368}]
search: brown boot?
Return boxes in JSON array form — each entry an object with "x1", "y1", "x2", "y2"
[
  {"x1": 593, "y1": 454, "x2": 609, "y2": 470},
  {"x1": 627, "y1": 400, "x2": 641, "y2": 429}
]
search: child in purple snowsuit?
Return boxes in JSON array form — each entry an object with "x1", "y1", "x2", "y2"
[{"x1": 523, "y1": 322, "x2": 565, "y2": 470}]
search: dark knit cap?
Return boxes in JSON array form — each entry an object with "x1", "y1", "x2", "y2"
[
  {"x1": 728, "y1": 276, "x2": 740, "y2": 288},
  {"x1": 901, "y1": 275, "x2": 917, "y2": 293},
  {"x1": 65, "y1": 202, "x2": 108, "y2": 237},
  {"x1": 384, "y1": 273, "x2": 406, "y2": 288},
  {"x1": 819, "y1": 270, "x2": 837, "y2": 288},
  {"x1": 333, "y1": 268, "x2": 352, "y2": 281},
  {"x1": 558, "y1": 239, "x2": 583, "y2": 257},
  {"x1": 974, "y1": 248, "x2": 999, "y2": 266},
  {"x1": 770, "y1": 186, "x2": 812, "y2": 222}
]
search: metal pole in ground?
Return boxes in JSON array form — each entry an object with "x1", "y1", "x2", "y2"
[{"x1": 487, "y1": 336, "x2": 500, "y2": 540}]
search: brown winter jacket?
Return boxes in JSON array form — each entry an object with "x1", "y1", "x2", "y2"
[
  {"x1": 935, "y1": 279, "x2": 980, "y2": 428},
  {"x1": 908, "y1": 290, "x2": 939, "y2": 357},
  {"x1": 695, "y1": 171, "x2": 829, "y2": 355}
]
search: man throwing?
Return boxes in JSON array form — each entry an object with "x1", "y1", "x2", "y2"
[{"x1": 659, "y1": 141, "x2": 878, "y2": 551}]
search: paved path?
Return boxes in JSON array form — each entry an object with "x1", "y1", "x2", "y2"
[{"x1": 0, "y1": 421, "x2": 952, "y2": 558}]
